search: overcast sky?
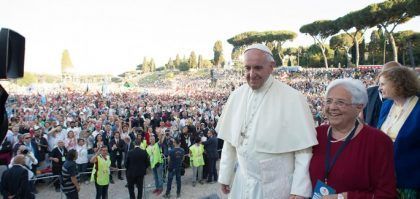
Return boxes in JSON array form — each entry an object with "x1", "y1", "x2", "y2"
[{"x1": 1, "y1": 0, "x2": 419, "y2": 75}]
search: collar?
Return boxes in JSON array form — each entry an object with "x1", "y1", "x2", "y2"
[{"x1": 253, "y1": 75, "x2": 274, "y2": 94}]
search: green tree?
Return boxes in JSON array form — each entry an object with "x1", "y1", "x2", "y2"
[
  {"x1": 17, "y1": 72, "x2": 38, "y2": 86},
  {"x1": 306, "y1": 44, "x2": 334, "y2": 68},
  {"x1": 61, "y1": 49, "x2": 74, "y2": 74},
  {"x1": 231, "y1": 46, "x2": 243, "y2": 60},
  {"x1": 334, "y1": 5, "x2": 376, "y2": 67},
  {"x1": 165, "y1": 58, "x2": 174, "y2": 70},
  {"x1": 369, "y1": 0, "x2": 416, "y2": 61},
  {"x1": 136, "y1": 64, "x2": 142, "y2": 71},
  {"x1": 178, "y1": 61, "x2": 190, "y2": 71},
  {"x1": 298, "y1": 47, "x2": 310, "y2": 67},
  {"x1": 227, "y1": 30, "x2": 297, "y2": 66},
  {"x1": 142, "y1": 57, "x2": 149, "y2": 73},
  {"x1": 150, "y1": 58, "x2": 156, "y2": 72},
  {"x1": 368, "y1": 30, "x2": 382, "y2": 64},
  {"x1": 284, "y1": 47, "x2": 298, "y2": 66},
  {"x1": 351, "y1": 39, "x2": 367, "y2": 65},
  {"x1": 213, "y1": 40, "x2": 224, "y2": 67},
  {"x1": 329, "y1": 33, "x2": 354, "y2": 67},
  {"x1": 174, "y1": 54, "x2": 181, "y2": 69},
  {"x1": 300, "y1": 20, "x2": 338, "y2": 68},
  {"x1": 197, "y1": 55, "x2": 203, "y2": 68},
  {"x1": 202, "y1": 59, "x2": 213, "y2": 68},
  {"x1": 394, "y1": 30, "x2": 418, "y2": 65},
  {"x1": 188, "y1": 51, "x2": 197, "y2": 69},
  {"x1": 407, "y1": 0, "x2": 420, "y2": 16}
]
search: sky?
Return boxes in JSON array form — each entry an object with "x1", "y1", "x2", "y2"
[{"x1": 1, "y1": 0, "x2": 419, "y2": 75}]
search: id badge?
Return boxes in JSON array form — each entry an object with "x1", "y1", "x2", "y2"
[
  {"x1": 62, "y1": 157, "x2": 66, "y2": 162},
  {"x1": 312, "y1": 180, "x2": 336, "y2": 199}
]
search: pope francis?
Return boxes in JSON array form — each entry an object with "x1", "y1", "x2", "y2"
[{"x1": 216, "y1": 44, "x2": 318, "y2": 199}]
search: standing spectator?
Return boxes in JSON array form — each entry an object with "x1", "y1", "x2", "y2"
[
  {"x1": 91, "y1": 125, "x2": 103, "y2": 139},
  {"x1": 124, "y1": 136, "x2": 134, "y2": 157},
  {"x1": 102, "y1": 124, "x2": 113, "y2": 147},
  {"x1": 61, "y1": 149, "x2": 80, "y2": 199},
  {"x1": 22, "y1": 133, "x2": 40, "y2": 194},
  {"x1": 202, "y1": 129, "x2": 218, "y2": 183},
  {"x1": 377, "y1": 67, "x2": 420, "y2": 198},
  {"x1": 8, "y1": 145, "x2": 38, "y2": 182},
  {"x1": 90, "y1": 145, "x2": 111, "y2": 199},
  {"x1": 125, "y1": 140, "x2": 150, "y2": 199},
  {"x1": 163, "y1": 139, "x2": 184, "y2": 199},
  {"x1": 65, "y1": 131, "x2": 77, "y2": 150},
  {"x1": 362, "y1": 61, "x2": 401, "y2": 127},
  {"x1": 67, "y1": 121, "x2": 81, "y2": 139},
  {"x1": 0, "y1": 155, "x2": 34, "y2": 199},
  {"x1": 0, "y1": 137, "x2": 13, "y2": 165},
  {"x1": 189, "y1": 137, "x2": 204, "y2": 186},
  {"x1": 6, "y1": 125, "x2": 20, "y2": 146},
  {"x1": 93, "y1": 134, "x2": 105, "y2": 153},
  {"x1": 179, "y1": 126, "x2": 190, "y2": 168},
  {"x1": 12, "y1": 134, "x2": 24, "y2": 156},
  {"x1": 75, "y1": 139, "x2": 88, "y2": 184},
  {"x1": 146, "y1": 135, "x2": 164, "y2": 196},
  {"x1": 109, "y1": 131, "x2": 125, "y2": 181},
  {"x1": 47, "y1": 126, "x2": 65, "y2": 152},
  {"x1": 49, "y1": 140, "x2": 68, "y2": 192},
  {"x1": 32, "y1": 126, "x2": 48, "y2": 168}
]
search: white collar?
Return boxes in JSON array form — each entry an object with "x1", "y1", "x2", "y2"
[{"x1": 252, "y1": 75, "x2": 274, "y2": 94}]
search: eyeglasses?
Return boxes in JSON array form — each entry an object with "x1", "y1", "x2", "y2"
[
  {"x1": 323, "y1": 99, "x2": 354, "y2": 108},
  {"x1": 24, "y1": 137, "x2": 31, "y2": 139}
]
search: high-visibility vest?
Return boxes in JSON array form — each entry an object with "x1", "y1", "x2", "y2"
[
  {"x1": 189, "y1": 144, "x2": 204, "y2": 167},
  {"x1": 147, "y1": 143, "x2": 163, "y2": 168},
  {"x1": 90, "y1": 155, "x2": 111, "y2": 185},
  {"x1": 140, "y1": 140, "x2": 147, "y2": 150}
]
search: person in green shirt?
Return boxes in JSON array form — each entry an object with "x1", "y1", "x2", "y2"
[
  {"x1": 189, "y1": 137, "x2": 205, "y2": 187},
  {"x1": 146, "y1": 135, "x2": 164, "y2": 196},
  {"x1": 90, "y1": 145, "x2": 111, "y2": 199}
]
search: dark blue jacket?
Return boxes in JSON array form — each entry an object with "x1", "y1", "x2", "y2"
[
  {"x1": 364, "y1": 86, "x2": 382, "y2": 127},
  {"x1": 377, "y1": 98, "x2": 420, "y2": 188},
  {"x1": 203, "y1": 136, "x2": 219, "y2": 159}
]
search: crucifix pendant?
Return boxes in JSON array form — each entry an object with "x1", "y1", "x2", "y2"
[{"x1": 239, "y1": 130, "x2": 247, "y2": 145}]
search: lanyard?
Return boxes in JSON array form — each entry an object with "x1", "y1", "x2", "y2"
[{"x1": 324, "y1": 120, "x2": 359, "y2": 184}]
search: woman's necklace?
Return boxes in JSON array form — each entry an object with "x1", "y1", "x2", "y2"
[{"x1": 328, "y1": 122, "x2": 358, "y2": 143}]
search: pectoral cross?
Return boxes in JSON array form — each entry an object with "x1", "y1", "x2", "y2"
[{"x1": 239, "y1": 131, "x2": 248, "y2": 145}]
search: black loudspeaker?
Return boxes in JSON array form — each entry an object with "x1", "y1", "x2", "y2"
[{"x1": 0, "y1": 28, "x2": 25, "y2": 79}]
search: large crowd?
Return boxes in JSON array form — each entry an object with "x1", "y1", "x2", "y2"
[{"x1": 0, "y1": 67, "x2": 382, "y2": 198}]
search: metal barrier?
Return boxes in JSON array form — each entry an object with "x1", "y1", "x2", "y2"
[{"x1": 25, "y1": 149, "x2": 221, "y2": 198}]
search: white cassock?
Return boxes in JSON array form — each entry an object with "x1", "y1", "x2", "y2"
[{"x1": 216, "y1": 75, "x2": 318, "y2": 199}]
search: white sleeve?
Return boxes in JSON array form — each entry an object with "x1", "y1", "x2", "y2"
[
  {"x1": 290, "y1": 147, "x2": 313, "y2": 198},
  {"x1": 217, "y1": 141, "x2": 237, "y2": 185}
]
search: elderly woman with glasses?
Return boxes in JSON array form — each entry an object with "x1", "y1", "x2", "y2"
[{"x1": 309, "y1": 78, "x2": 396, "y2": 199}]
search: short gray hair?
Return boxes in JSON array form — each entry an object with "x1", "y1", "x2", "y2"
[{"x1": 325, "y1": 78, "x2": 368, "y2": 107}]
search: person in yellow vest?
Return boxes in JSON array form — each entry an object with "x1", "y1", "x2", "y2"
[
  {"x1": 90, "y1": 145, "x2": 112, "y2": 199},
  {"x1": 189, "y1": 137, "x2": 205, "y2": 187},
  {"x1": 146, "y1": 135, "x2": 164, "y2": 196},
  {"x1": 136, "y1": 133, "x2": 147, "y2": 150}
]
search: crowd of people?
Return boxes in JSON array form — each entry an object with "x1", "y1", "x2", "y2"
[{"x1": 1, "y1": 45, "x2": 417, "y2": 198}]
